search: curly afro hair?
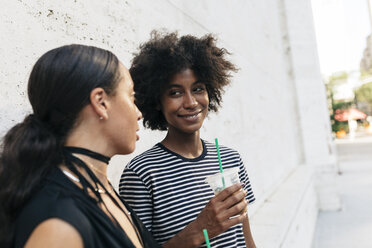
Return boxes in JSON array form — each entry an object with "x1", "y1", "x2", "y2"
[{"x1": 130, "y1": 31, "x2": 238, "y2": 130}]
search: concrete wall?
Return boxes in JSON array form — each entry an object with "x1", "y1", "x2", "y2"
[{"x1": 0, "y1": 0, "x2": 338, "y2": 247}]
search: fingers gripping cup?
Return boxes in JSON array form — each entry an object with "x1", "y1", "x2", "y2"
[
  {"x1": 204, "y1": 167, "x2": 240, "y2": 195},
  {"x1": 205, "y1": 167, "x2": 248, "y2": 216}
]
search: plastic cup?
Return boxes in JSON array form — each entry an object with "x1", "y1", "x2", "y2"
[
  {"x1": 205, "y1": 167, "x2": 247, "y2": 215},
  {"x1": 204, "y1": 167, "x2": 240, "y2": 195}
]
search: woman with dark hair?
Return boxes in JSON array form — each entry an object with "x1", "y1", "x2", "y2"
[
  {"x1": 119, "y1": 32, "x2": 256, "y2": 248},
  {"x1": 0, "y1": 44, "x2": 160, "y2": 247}
]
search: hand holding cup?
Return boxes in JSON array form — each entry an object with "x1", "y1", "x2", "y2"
[{"x1": 194, "y1": 183, "x2": 248, "y2": 240}]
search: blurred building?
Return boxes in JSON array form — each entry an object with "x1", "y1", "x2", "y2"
[
  {"x1": 0, "y1": 1, "x2": 340, "y2": 247},
  {"x1": 361, "y1": 0, "x2": 372, "y2": 72},
  {"x1": 361, "y1": 34, "x2": 372, "y2": 72}
]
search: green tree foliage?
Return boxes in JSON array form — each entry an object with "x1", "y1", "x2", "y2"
[
  {"x1": 326, "y1": 71, "x2": 348, "y2": 88},
  {"x1": 355, "y1": 82, "x2": 372, "y2": 106},
  {"x1": 361, "y1": 69, "x2": 372, "y2": 77}
]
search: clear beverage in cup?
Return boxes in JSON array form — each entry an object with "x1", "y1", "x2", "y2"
[
  {"x1": 205, "y1": 167, "x2": 247, "y2": 215},
  {"x1": 204, "y1": 167, "x2": 240, "y2": 195}
]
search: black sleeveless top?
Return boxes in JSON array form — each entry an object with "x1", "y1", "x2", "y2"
[{"x1": 13, "y1": 168, "x2": 160, "y2": 248}]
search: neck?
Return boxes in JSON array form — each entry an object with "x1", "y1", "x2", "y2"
[
  {"x1": 161, "y1": 129, "x2": 203, "y2": 158},
  {"x1": 80, "y1": 155, "x2": 109, "y2": 183},
  {"x1": 65, "y1": 120, "x2": 115, "y2": 158},
  {"x1": 64, "y1": 154, "x2": 111, "y2": 189},
  {"x1": 62, "y1": 145, "x2": 111, "y2": 188}
]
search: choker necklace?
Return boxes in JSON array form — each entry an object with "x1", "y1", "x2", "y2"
[
  {"x1": 63, "y1": 146, "x2": 112, "y2": 193},
  {"x1": 64, "y1": 146, "x2": 111, "y2": 164}
]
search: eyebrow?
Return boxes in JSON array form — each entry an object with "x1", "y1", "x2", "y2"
[{"x1": 166, "y1": 80, "x2": 202, "y2": 88}]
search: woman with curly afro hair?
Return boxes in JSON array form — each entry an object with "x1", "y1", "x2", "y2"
[{"x1": 120, "y1": 31, "x2": 256, "y2": 248}]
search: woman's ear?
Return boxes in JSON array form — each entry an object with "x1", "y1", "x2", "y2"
[{"x1": 90, "y1": 88, "x2": 109, "y2": 120}]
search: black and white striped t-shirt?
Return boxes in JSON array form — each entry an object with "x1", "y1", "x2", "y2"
[{"x1": 119, "y1": 140, "x2": 255, "y2": 247}]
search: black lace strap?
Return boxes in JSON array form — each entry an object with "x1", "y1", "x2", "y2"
[{"x1": 64, "y1": 146, "x2": 110, "y2": 164}]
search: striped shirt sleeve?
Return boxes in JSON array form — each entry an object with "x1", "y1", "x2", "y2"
[
  {"x1": 119, "y1": 166, "x2": 153, "y2": 232},
  {"x1": 238, "y1": 155, "x2": 256, "y2": 204}
]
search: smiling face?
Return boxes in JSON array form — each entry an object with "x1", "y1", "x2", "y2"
[{"x1": 160, "y1": 69, "x2": 209, "y2": 136}]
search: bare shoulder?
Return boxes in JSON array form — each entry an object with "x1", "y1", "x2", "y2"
[{"x1": 24, "y1": 218, "x2": 83, "y2": 248}]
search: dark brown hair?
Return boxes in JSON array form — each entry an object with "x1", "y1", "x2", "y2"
[
  {"x1": 130, "y1": 31, "x2": 238, "y2": 130},
  {"x1": 0, "y1": 44, "x2": 120, "y2": 247}
]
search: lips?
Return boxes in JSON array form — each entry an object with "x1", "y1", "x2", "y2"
[
  {"x1": 177, "y1": 110, "x2": 205, "y2": 122},
  {"x1": 178, "y1": 110, "x2": 203, "y2": 118},
  {"x1": 136, "y1": 128, "x2": 140, "y2": 140}
]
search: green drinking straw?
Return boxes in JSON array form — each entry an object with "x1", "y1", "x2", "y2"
[
  {"x1": 203, "y1": 229, "x2": 211, "y2": 248},
  {"x1": 215, "y1": 138, "x2": 226, "y2": 188}
]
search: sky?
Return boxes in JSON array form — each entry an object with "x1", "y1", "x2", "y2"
[{"x1": 312, "y1": 0, "x2": 371, "y2": 77}]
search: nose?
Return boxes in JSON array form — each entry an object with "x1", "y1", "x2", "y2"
[
  {"x1": 136, "y1": 106, "x2": 143, "y2": 121},
  {"x1": 183, "y1": 92, "x2": 198, "y2": 109}
]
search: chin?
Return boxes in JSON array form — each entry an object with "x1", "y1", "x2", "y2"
[
  {"x1": 186, "y1": 125, "x2": 203, "y2": 133},
  {"x1": 182, "y1": 128, "x2": 201, "y2": 135},
  {"x1": 126, "y1": 146, "x2": 136, "y2": 154},
  {"x1": 117, "y1": 145, "x2": 136, "y2": 155}
]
